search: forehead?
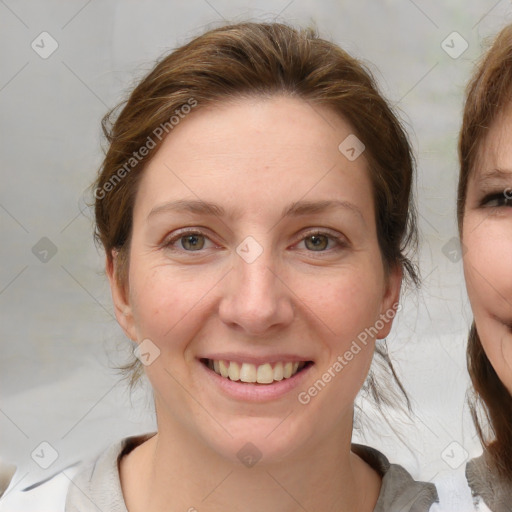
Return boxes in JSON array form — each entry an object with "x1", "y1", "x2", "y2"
[
  {"x1": 156, "y1": 95, "x2": 357, "y2": 162},
  {"x1": 134, "y1": 96, "x2": 374, "y2": 222},
  {"x1": 473, "y1": 107, "x2": 512, "y2": 178}
]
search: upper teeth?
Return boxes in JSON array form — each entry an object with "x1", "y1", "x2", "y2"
[{"x1": 207, "y1": 360, "x2": 306, "y2": 384}]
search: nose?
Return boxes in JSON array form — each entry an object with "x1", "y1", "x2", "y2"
[{"x1": 218, "y1": 247, "x2": 294, "y2": 336}]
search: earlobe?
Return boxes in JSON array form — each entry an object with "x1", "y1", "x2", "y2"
[
  {"x1": 106, "y1": 251, "x2": 137, "y2": 341},
  {"x1": 376, "y1": 264, "x2": 403, "y2": 339}
]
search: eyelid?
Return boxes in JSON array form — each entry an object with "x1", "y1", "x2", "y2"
[
  {"x1": 162, "y1": 226, "x2": 349, "y2": 254},
  {"x1": 162, "y1": 227, "x2": 217, "y2": 252},
  {"x1": 479, "y1": 191, "x2": 512, "y2": 208},
  {"x1": 294, "y1": 228, "x2": 348, "y2": 249}
]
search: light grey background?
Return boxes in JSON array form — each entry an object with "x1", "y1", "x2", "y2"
[{"x1": 1, "y1": 0, "x2": 510, "y2": 495}]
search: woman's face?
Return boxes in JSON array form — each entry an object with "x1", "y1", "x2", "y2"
[
  {"x1": 462, "y1": 108, "x2": 512, "y2": 394},
  {"x1": 109, "y1": 96, "x2": 401, "y2": 463}
]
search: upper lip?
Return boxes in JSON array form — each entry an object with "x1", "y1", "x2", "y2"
[{"x1": 199, "y1": 354, "x2": 314, "y2": 365}]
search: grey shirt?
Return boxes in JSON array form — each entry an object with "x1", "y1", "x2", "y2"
[
  {"x1": 65, "y1": 433, "x2": 438, "y2": 512},
  {"x1": 466, "y1": 454, "x2": 512, "y2": 512}
]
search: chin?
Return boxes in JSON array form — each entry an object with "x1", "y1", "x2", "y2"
[{"x1": 203, "y1": 417, "x2": 315, "y2": 467}]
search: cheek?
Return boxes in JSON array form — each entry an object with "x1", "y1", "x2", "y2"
[
  {"x1": 128, "y1": 260, "x2": 223, "y2": 347},
  {"x1": 463, "y1": 218, "x2": 512, "y2": 392},
  {"x1": 127, "y1": 244, "x2": 387, "y2": 365},
  {"x1": 476, "y1": 314, "x2": 512, "y2": 394},
  {"x1": 463, "y1": 223, "x2": 512, "y2": 317},
  {"x1": 316, "y1": 277, "x2": 382, "y2": 335},
  {"x1": 297, "y1": 261, "x2": 386, "y2": 364},
  {"x1": 292, "y1": 269, "x2": 386, "y2": 421}
]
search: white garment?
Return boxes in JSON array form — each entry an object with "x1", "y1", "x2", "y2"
[
  {"x1": 429, "y1": 466, "x2": 498, "y2": 512},
  {"x1": 0, "y1": 465, "x2": 79, "y2": 512}
]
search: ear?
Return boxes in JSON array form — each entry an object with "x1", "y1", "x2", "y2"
[
  {"x1": 375, "y1": 263, "x2": 402, "y2": 339},
  {"x1": 106, "y1": 250, "x2": 137, "y2": 341}
]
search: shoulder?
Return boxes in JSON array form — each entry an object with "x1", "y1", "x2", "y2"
[
  {"x1": 352, "y1": 444, "x2": 438, "y2": 512},
  {"x1": 0, "y1": 432, "x2": 156, "y2": 512},
  {"x1": 466, "y1": 455, "x2": 512, "y2": 512},
  {"x1": 65, "y1": 431, "x2": 156, "y2": 512}
]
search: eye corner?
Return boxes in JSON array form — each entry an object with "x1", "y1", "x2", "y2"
[{"x1": 479, "y1": 191, "x2": 512, "y2": 209}]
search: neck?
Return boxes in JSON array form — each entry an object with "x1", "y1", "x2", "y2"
[{"x1": 120, "y1": 418, "x2": 381, "y2": 512}]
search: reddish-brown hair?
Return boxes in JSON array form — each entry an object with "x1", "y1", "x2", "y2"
[
  {"x1": 93, "y1": 22, "x2": 418, "y2": 394},
  {"x1": 458, "y1": 24, "x2": 512, "y2": 479}
]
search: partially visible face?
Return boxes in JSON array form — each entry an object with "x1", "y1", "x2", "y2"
[
  {"x1": 462, "y1": 108, "x2": 512, "y2": 394},
  {"x1": 108, "y1": 96, "x2": 401, "y2": 464}
]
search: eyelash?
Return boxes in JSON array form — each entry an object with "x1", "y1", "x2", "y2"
[
  {"x1": 480, "y1": 190, "x2": 512, "y2": 208},
  {"x1": 162, "y1": 228, "x2": 347, "y2": 255}
]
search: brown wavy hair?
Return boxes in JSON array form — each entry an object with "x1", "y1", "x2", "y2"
[
  {"x1": 458, "y1": 24, "x2": 512, "y2": 479},
  {"x1": 92, "y1": 22, "x2": 418, "y2": 406}
]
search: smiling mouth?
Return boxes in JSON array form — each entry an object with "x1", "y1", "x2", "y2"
[{"x1": 200, "y1": 358, "x2": 313, "y2": 384}]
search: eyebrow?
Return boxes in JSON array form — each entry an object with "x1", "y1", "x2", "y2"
[
  {"x1": 476, "y1": 167, "x2": 512, "y2": 184},
  {"x1": 148, "y1": 198, "x2": 365, "y2": 224}
]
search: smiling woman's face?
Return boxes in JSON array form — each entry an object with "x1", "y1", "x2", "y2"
[
  {"x1": 462, "y1": 108, "x2": 512, "y2": 395},
  {"x1": 108, "y1": 96, "x2": 401, "y2": 463}
]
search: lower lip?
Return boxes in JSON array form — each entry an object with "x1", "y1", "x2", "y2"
[{"x1": 197, "y1": 359, "x2": 314, "y2": 402}]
